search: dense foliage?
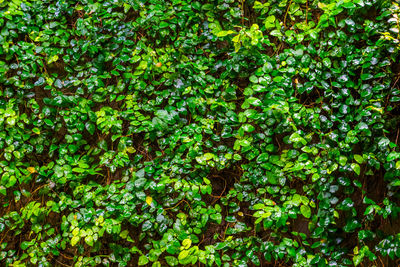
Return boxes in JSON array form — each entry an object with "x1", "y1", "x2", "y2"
[{"x1": 1, "y1": 0, "x2": 400, "y2": 266}]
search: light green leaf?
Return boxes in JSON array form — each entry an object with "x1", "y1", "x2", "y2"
[
  {"x1": 215, "y1": 30, "x2": 235, "y2": 37},
  {"x1": 354, "y1": 154, "x2": 364, "y2": 164},
  {"x1": 300, "y1": 205, "x2": 311, "y2": 218},
  {"x1": 71, "y1": 236, "x2": 80, "y2": 246},
  {"x1": 138, "y1": 255, "x2": 149, "y2": 266},
  {"x1": 351, "y1": 163, "x2": 361, "y2": 176},
  {"x1": 85, "y1": 235, "x2": 94, "y2": 246}
]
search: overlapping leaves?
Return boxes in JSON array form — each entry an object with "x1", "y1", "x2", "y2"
[{"x1": 0, "y1": 0, "x2": 400, "y2": 266}]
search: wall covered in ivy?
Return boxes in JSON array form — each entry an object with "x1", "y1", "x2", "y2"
[{"x1": 1, "y1": 0, "x2": 400, "y2": 266}]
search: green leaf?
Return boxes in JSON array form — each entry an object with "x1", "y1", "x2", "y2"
[
  {"x1": 353, "y1": 254, "x2": 363, "y2": 266},
  {"x1": 204, "y1": 153, "x2": 214, "y2": 161},
  {"x1": 351, "y1": 163, "x2": 361, "y2": 176},
  {"x1": 338, "y1": 155, "x2": 347, "y2": 166},
  {"x1": 322, "y1": 58, "x2": 331, "y2": 68},
  {"x1": 342, "y1": 2, "x2": 356, "y2": 8},
  {"x1": 142, "y1": 221, "x2": 152, "y2": 231},
  {"x1": 72, "y1": 168, "x2": 86, "y2": 173},
  {"x1": 387, "y1": 151, "x2": 399, "y2": 161},
  {"x1": 120, "y1": 230, "x2": 129, "y2": 239},
  {"x1": 34, "y1": 77, "x2": 45, "y2": 86},
  {"x1": 165, "y1": 256, "x2": 178, "y2": 266},
  {"x1": 47, "y1": 55, "x2": 59, "y2": 64},
  {"x1": 137, "y1": 61, "x2": 148, "y2": 70},
  {"x1": 354, "y1": 154, "x2": 364, "y2": 164},
  {"x1": 249, "y1": 76, "x2": 258, "y2": 83},
  {"x1": 7, "y1": 176, "x2": 17, "y2": 188},
  {"x1": 178, "y1": 250, "x2": 189, "y2": 260},
  {"x1": 233, "y1": 154, "x2": 242, "y2": 161},
  {"x1": 85, "y1": 235, "x2": 94, "y2": 246},
  {"x1": 85, "y1": 122, "x2": 95, "y2": 135},
  {"x1": 311, "y1": 173, "x2": 320, "y2": 182},
  {"x1": 270, "y1": 29, "x2": 282, "y2": 36},
  {"x1": 256, "y1": 153, "x2": 269, "y2": 163},
  {"x1": 243, "y1": 124, "x2": 255, "y2": 132},
  {"x1": 300, "y1": 205, "x2": 311, "y2": 218},
  {"x1": 71, "y1": 236, "x2": 80, "y2": 246},
  {"x1": 138, "y1": 255, "x2": 149, "y2": 266},
  {"x1": 246, "y1": 97, "x2": 262, "y2": 107},
  {"x1": 0, "y1": 187, "x2": 6, "y2": 196},
  {"x1": 215, "y1": 30, "x2": 235, "y2": 37},
  {"x1": 159, "y1": 21, "x2": 169, "y2": 28},
  {"x1": 20, "y1": 241, "x2": 30, "y2": 250},
  {"x1": 210, "y1": 213, "x2": 222, "y2": 224}
]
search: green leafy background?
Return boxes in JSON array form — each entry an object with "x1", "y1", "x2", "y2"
[{"x1": 1, "y1": 0, "x2": 400, "y2": 266}]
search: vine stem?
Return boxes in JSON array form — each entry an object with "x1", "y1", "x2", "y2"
[
  {"x1": 241, "y1": 0, "x2": 245, "y2": 26},
  {"x1": 305, "y1": 0, "x2": 309, "y2": 25},
  {"x1": 283, "y1": 0, "x2": 293, "y2": 27}
]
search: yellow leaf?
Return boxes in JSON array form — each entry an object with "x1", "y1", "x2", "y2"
[
  {"x1": 146, "y1": 196, "x2": 152, "y2": 206},
  {"x1": 126, "y1": 147, "x2": 136, "y2": 153},
  {"x1": 27, "y1": 167, "x2": 36, "y2": 174},
  {"x1": 396, "y1": 161, "x2": 400, "y2": 169},
  {"x1": 182, "y1": 239, "x2": 192, "y2": 249},
  {"x1": 334, "y1": 210, "x2": 339, "y2": 218},
  {"x1": 366, "y1": 106, "x2": 383, "y2": 114}
]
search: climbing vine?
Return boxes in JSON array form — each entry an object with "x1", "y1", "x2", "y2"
[{"x1": 1, "y1": 0, "x2": 400, "y2": 266}]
